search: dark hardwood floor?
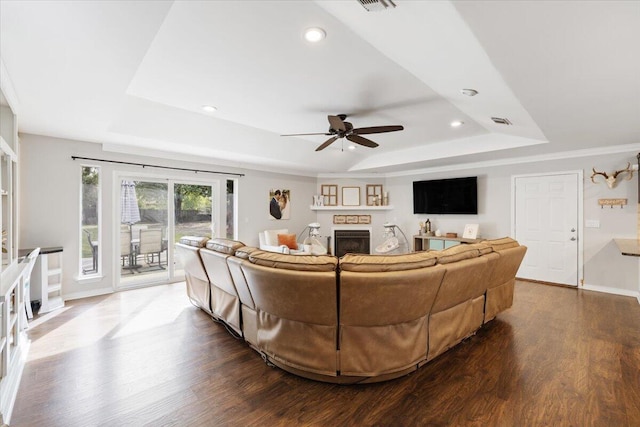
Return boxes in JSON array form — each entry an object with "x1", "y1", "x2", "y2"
[{"x1": 11, "y1": 281, "x2": 640, "y2": 426}]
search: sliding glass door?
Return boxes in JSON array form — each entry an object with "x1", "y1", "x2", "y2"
[
  {"x1": 173, "y1": 183, "x2": 214, "y2": 275},
  {"x1": 116, "y1": 175, "x2": 229, "y2": 289},
  {"x1": 119, "y1": 178, "x2": 170, "y2": 287}
]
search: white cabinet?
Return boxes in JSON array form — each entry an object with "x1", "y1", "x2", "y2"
[
  {"x1": 0, "y1": 262, "x2": 27, "y2": 425},
  {"x1": 0, "y1": 80, "x2": 29, "y2": 424},
  {"x1": 1, "y1": 91, "x2": 18, "y2": 275}
]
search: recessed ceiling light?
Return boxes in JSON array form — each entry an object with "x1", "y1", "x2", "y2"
[
  {"x1": 450, "y1": 120, "x2": 464, "y2": 128},
  {"x1": 304, "y1": 27, "x2": 326, "y2": 43},
  {"x1": 201, "y1": 105, "x2": 217, "y2": 113},
  {"x1": 460, "y1": 88, "x2": 478, "y2": 97}
]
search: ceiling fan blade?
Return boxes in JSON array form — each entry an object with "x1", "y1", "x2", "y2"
[
  {"x1": 352, "y1": 125, "x2": 404, "y2": 135},
  {"x1": 315, "y1": 136, "x2": 339, "y2": 151},
  {"x1": 328, "y1": 115, "x2": 346, "y2": 132},
  {"x1": 346, "y1": 134, "x2": 379, "y2": 148},
  {"x1": 281, "y1": 132, "x2": 332, "y2": 136}
]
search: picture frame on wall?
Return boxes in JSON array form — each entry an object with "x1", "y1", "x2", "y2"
[
  {"x1": 342, "y1": 186, "x2": 360, "y2": 206},
  {"x1": 269, "y1": 188, "x2": 291, "y2": 220}
]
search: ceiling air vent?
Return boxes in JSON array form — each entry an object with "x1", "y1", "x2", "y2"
[
  {"x1": 491, "y1": 117, "x2": 513, "y2": 125},
  {"x1": 357, "y1": 0, "x2": 397, "y2": 12}
]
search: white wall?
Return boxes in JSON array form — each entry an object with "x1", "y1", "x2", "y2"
[
  {"x1": 19, "y1": 132, "x2": 639, "y2": 300},
  {"x1": 386, "y1": 151, "x2": 639, "y2": 296},
  {"x1": 19, "y1": 134, "x2": 317, "y2": 300}
]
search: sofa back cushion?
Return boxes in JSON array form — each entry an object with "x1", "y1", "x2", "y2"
[
  {"x1": 435, "y1": 244, "x2": 480, "y2": 264},
  {"x1": 205, "y1": 237, "x2": 245, "y2": 255},
  {"x1": 339, "y1": 251, "x2": 438, "y2": 272},
  {"x1": 235, "y1": 246, "x2": 260, "y2": 260},
  {"x1": 466, "y1": 242, "x2": 494, "y2": 256},
  {"x1": 484, "y1": 237, "x2": 520, "y2": 251},
  {"x1": 178, "y1": 235, "x2": 210, "y2": 248},
  {"x1": 249, "y1": 250, "x2": 338, "y2": 272}
]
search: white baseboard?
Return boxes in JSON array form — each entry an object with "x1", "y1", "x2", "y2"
[
  {"x1": 582, "y1": 284, "x2": 640, "y2": 303},
  {"x1": 64, "y1": 287, "x2": 114, "y2": 301}
]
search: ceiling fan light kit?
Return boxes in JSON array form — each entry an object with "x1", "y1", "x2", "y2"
[{"x1": 282, "y1": 114, "x2": 404, "y2": 151}]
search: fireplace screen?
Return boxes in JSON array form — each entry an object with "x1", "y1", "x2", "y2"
[{"x1": 334, "y1": 230, "x2": 370, "y2": 257}]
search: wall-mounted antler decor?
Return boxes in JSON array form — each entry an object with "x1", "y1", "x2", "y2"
[{"x1": 590, "y1": 162, "x2": 634, "y2": 189}]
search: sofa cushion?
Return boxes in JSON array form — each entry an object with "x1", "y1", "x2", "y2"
[
  {"x1": 235, "y1": 246, "x2": 260, "y2": 260},
  {"x1": 436, "y1": 244, "x2": 480, "y2": 264},
  {"x1": 265, "y1": 229, "x2": 289, "y2": 246},
  {"x1": 205, "y1": 238, "x2": 245, "y2": 255},
  {"x1": 339, "y1": 252, "x2": 438, "y2": 272},
  {"x1": 178, "y1": 235, "x2": 210, "y2": 248},
  {"x1": 466, "y1": 242, "x2": 494, "y2": 256},
  {"x1": 485, "y1": 237, "x2": 520, "y2": 251},
  {"x1": 249, "y1": 250, "x2": 337, "y2": 272},
  {"x1": 277, "y1": 233, "x2": 298, "y2": 250}
]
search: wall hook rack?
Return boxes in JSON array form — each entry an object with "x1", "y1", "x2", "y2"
[{"x1": 598, "y1": 198, "x2": 627, "y2": 209}]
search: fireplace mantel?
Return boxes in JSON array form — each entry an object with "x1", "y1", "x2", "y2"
[{"x1": 310, "y1": 205, "x2": 394, "y2": 211}]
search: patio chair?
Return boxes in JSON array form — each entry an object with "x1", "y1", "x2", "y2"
[
  {"x1": 138, "y1": 228, "x2": 164, "y2": 268},
  {"x1": 83, "y1": 229, "x2": 98, "y2": 273},
  {"x1": 121, "y1": 229, "x2": 132, "y2": 266}
]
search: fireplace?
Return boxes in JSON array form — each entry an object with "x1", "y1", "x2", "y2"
[{"x1": 334, "y1": 229, "x2": 371, "y2": 257}]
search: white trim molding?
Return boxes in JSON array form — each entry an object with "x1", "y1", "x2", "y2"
[{"x1": 582, "y1": 284, "x2": 640, "y2": 303}]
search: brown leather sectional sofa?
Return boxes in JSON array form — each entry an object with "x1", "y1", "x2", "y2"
[{"x1": 176, "y1": 236, "x2": 526, "y2": 384}]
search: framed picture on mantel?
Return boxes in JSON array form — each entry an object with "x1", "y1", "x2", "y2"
[
  {"x1": 342, "y1": 186, "x2": 360, "y2": 206},
  {"x1": 321, "y1": 184, "x2": 338, "y2": 206}
]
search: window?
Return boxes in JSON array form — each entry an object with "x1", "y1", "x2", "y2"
[
  {"x1": 226, "y1": 179, "x2": 236, "y2": 239},
  {"x1": 80, "y1": 166, "x2": 100, "y2": 276}
]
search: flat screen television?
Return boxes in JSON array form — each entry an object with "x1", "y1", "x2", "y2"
[{"x1": 413, "y1": 176, "x2": 478, "y2": 214}]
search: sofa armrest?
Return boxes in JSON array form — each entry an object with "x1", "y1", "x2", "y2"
[{"x1": 259, "y1": 243, "x2": 291, "y2": 254}]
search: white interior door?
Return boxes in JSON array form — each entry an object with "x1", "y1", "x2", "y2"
[{"x1": 514, "y1": 173, "x2": 580, "y2": 286}]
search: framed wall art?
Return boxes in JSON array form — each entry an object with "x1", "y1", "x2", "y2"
[
  {"x1": 366, "y1": 184, "x2": 383, "y2": 206},
  {"x1": 321, "y1": 184, "x2": 338, "y2": 206},
  {"x1": 333, "y1": 215, "x2": 346, "y2": 224},
  {"x1": 342, "y1": 186, "x2": 360, "y2": 206}
]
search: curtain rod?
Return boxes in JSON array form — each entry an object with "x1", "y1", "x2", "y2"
[{"x1": 71, "y1": 156, "x2": 244, "y2": 177}]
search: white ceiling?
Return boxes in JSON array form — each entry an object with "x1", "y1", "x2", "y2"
[{"x1": 1, "y1": 0, "x2": 639, "y2": 176}]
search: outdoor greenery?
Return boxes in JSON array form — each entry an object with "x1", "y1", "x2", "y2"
[
  {"x1": 80, "y1": 180, "x2": 218, "y2": 265},
  {"x1": 82, "y1": 167, "x2": 99, "y2": 226}
]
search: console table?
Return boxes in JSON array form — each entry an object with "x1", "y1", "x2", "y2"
[
  {"x1": 613, "y1": 239, "x2": 640, "y2": 257},
  {"x1": 18, "y1": 247, "x2": 64, "y2": 314},
  {"x1": 414, "y1": 235, "x2": 483, "y2": 251}
]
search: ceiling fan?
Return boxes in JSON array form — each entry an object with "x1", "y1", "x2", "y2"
[{"x1": 281, "y1": 114, "x2": 404, "y2": 151}]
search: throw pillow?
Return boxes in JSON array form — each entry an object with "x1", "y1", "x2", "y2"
[{"x1": 277, "y1": 233, "x2": 298, "y2": 250}]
